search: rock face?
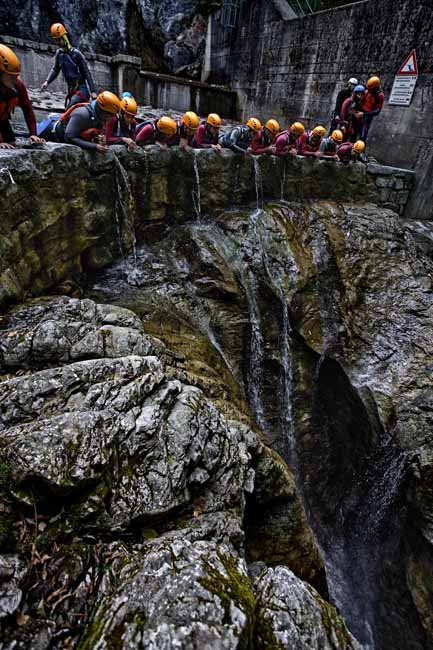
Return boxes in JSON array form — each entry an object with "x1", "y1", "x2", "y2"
[
  {"x1": 0, "y1": 146, "x2": 414, "y2": 308},
  {"x1": 0, "y1": 0, "x2": 214, "y2": 77},
  {"x1": 0, "y1": 296, "x2": 355, "y2": 649}
]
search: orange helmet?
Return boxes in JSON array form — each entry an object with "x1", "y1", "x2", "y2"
[
  {"x1": 312, "y1": 125, "x2": 326, "y2": 138},
  {"x1": 290, "y1": 122, "x2": 305, "y2": 137},
  {"x1": 265, "y1": 119, "x2": 280, "y2": 135},
  {"x1": 0, "y1": 44, "x2": 21, "y2": 76},
  {"x1": 97, "y1": 91, "x2": 121, "y2": 115},
  {"x1": 367, "y1": 76, "x2": 381, "y2": 90},
  {"x1": 182, "y1": 111, "x2": 199, "y2": 130},
  {"x1": 207, "y1": 113, "x2": 222, "y2": 127},
  {"x1": 247, "y1": 117, "x2": 261, "y2": 131},
  {"x1": 157, "y1": 116, "x2": 177, "y2": 136},
  {"x1": 120, "y1": 97, "x2": 137, "y2": 115},
  {"x1": 50, "y1": 23, "x2": 68, "y2": 38},
  {"x1": 353, "y1": 140, "x2": 366, "y2": 154},
  {"x1": 331, "y1": 129, "x2": 344, "y2": 143}
]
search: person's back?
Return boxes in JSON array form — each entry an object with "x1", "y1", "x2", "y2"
[{"x1": 220, "y1": 124, "x2": 252, "y2": 152}]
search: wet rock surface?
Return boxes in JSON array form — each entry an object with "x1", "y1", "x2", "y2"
[{"x1": 0, "y1": 296, "x2": 336, "y2": 649}]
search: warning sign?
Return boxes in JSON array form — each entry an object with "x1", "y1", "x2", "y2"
[{"x1": 389, "y1": 50, "x2": 418, "y2": 106}]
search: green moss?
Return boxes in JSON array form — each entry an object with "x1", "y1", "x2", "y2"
[
  {"x1": 199, "y1": 551, "x2": 255, "y2": 649},
  {"x1": 255, "y1": 609, "x2": 285, "y2": 649},
  {"x1": 320, "y1": 598, "x2": 354, "y2": 648}
]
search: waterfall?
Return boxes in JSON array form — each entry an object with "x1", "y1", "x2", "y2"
[
  {"x1": 113, "y1": 154, "x2": 137, "y2": 267},
  {"x1": 192, "y1": 151, "x2": 202, "y2": 220},
  {"x1": 0, "y1": 167, "x2": 16, "y2": 185},
  {"x1": 253, "y1": 156, "x2": 263, "y2": 209}
]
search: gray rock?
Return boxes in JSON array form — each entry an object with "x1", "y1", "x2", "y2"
[{"x1": 0, "y1": 556, "x2": 26, "y2": 619}]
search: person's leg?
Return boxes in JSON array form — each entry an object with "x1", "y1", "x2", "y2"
[{"x1": 0, "y1": 119, "x2": 16, "y2": 143}]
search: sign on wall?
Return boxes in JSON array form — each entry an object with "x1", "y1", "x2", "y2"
[{"x1": 389, "y1": 49, "x2": 418, "y2": 106}]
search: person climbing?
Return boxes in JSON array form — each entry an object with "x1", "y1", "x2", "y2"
[
  {"x1": 105, "y1": 95, "x2": 137, "y2": 150},
  {"x1": 275, "y1": 122, "x2": 305, "y2": 156},
  {"x1": 192, "y1": 113, "x2": 222, "y2": 150},
  {"x1": 41, "y1": 23, "x2": 97, "y2": 109},
  {"x1": 37, "y1": 90, "x2": 120, "y2": 153},
  {"x1": 329, "y1": 77, "x2": 358, "y2": 134},
  {"x1": 319, "y1": 129, "x2": 343, "y2": 159},
  {"x1": 249, "y1": 119, "x2": 280, "y2": 155},
  {"x1": 166, "y1": 111, "x2": 200, "y2": 150},
  {"x1": 336, "y1": 139, "x2": 366, "y2": 164},
  {"x1": 297, "y1": 125, "x2": 326, "y2": 157},
  {"x1": 135, "y1": 116, "x2": 178, "y2": 148},
  {"x1": 219, "y1": 117, "x2": 262, "y2": 154},
  {"x1": 340, "y1": 84, "x2": 366, "y2": 142},
  {"x1": 0, "y1": 44, "x2": 44, "y2": 148},
  {"x1": 360, "y1": 76, "x2": 385, "y2": 142}
]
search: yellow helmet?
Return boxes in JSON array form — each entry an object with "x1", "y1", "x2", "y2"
[
  {"x1": 312, "y1": 125, "x2": 326, "y2": 138},
  {"x1": 0, "y1": 44, "x2": 21, "y2": 76},
  {"x1": 331, "y1": 129, "x2": 344, "y2": 143},
  {"x1": 290, "y1": 122, "x2": 305, "y2": 137},
  {"x1": 157, "y1": 116, "x2": 177, "y2": 136},
  {"x1": 182, "y1": 111, "x2": 199, "y2": 130},
  {"x1": 265, "y1": 119, "x2": 280, "y2": 135},
  {"x1": 97, "y1": 91, "x2": 121, "y2": 115},
  {"x1": 353, "y1": 140, "x2": 365, "y2": 154},
  {"x1": 367, "y1": 76, "x2": 381, "y2": 90},
  {"x1": 247, "y1": 117, "x2": 262, "y2": 132},
  {"x1": 207, "y1": 113, "x2": 222, "y2": 127},
  {"x1": 120, "y1": 97, "x2": 137, "y2": 115},
  {"x1": 50, "y1": 23, "x2": 68, "y2": 38}
]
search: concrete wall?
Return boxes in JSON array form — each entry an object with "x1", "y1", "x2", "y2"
[
  {"x1": 0, "y1": 34, "x2": 238, "y2": 119},
  {"x1": 209, "y1": 0, "x2": 433, "y2": 219}
]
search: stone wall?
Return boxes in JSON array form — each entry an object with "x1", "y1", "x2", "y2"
[
  {"x1": 209, "y1": 0, "x2": 433, "y2": 219},
  {"x1": 0, "y1": 144, "x2": 414, "y2": 307}
]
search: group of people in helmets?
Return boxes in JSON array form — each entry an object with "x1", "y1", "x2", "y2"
[{"x1": 0, "y1": 24, "x2": 383, "y2": 164}]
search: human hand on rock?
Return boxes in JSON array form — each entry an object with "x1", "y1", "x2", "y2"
[
  {"x1": 96, "y1": 144, "x2": 109, "y2": 154},
  {"x1": 157, "y1": 142, "x2": 168, "y2": 150},
  {"x1": 41, "y1": 81, "x2": 48, "y2": 91},
  {"x1": 211, "y1": 144, "x2": 221, "y2": 152},
  {"x1": 30, "y1": 135, "x2": 45, "y2": 145},
  {"x1": 123, "y1": 138, "x2": 137, "y2": 151},
  {"x1": 0, "y1": 142, "x2": 15, "y2": 149}
]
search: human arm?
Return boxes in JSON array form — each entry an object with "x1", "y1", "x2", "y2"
[{"x1": 43, "y1": 51, "x2": 61, "y2": 87}]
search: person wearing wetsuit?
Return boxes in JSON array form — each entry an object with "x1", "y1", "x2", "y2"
[
  {"x1": 329, "y1": 77, "x2": 358, "y2": 134},
  {"x1": 341, "y1": 85, "x2": 366, "y2": 142},
  {"x1": 275, "y1": 122, "x2": 305, "y2": 156},
  {"x1": 249, "y1": 119, "x2": 280, "y2": 155},
  {"x1": 41, "y1": 23, "x2": 97, "y2": 109},
  {"x1": 193, "y1": 113, "x2": 222, "y2": 150},
  {"x1": 38, "y1": 91, "x2": 120, "y2": 153},
  {"x1": 220, "y1": 117, "x2": 262, "y2": 154},
  {"x1": 319, "y1": 130, "x2": 343, "y2": 158},
  {"x1": 106, "y1": 95, "x2": 137, "y2": 150},
  {"x1": 297, "y1": 125, "x2": 326, "y2": 157},
  {"x1": 360, "y1": 76, "x2": 385, "y2": 142},
  {"x1": 0, "y1": 44, "x2": 44, "y2": 148},
  {"x1": 135, "y1": 116, "x2": 178, "y2": 147}
]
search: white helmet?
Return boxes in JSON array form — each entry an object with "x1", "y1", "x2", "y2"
[{"x1": 348, "y1": 77, "x2": 358, "y2": 85}]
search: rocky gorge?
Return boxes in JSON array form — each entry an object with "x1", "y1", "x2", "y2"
[{"x1": 0, "y1": 145, "x2": 432, "y2": 650}]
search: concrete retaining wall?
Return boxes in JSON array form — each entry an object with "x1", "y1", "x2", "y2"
[
  {"x1": 0, "y1": 144, "x2": 414, "y2": 307},
  {"x1": 208, "y1": 0, "x2": 433, "y2": 219}
]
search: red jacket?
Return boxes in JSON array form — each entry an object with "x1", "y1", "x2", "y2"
[
  {"x1": 297, "y1": 131, "x2": 321, "y2": 156},
  {"x1": 275, "y1": 131, "x2": 297, "y2": 156},
  {"x1": 336, "y1": 142, "x2": 354, "y2": 163},
  {"x1": 250, "y1": 128, "x2": 275, "y2": 154},
  {"x1": 105, "y1": 114, "x2": 136, "y2": 144},
  {"x1": 136, "y1": 123, "x2": 156, "y2": 145},
  {"x1": 0, "y1": 79, "x2": 37, "y2": 142},
  {"x1": 193, "y1": 122, "x2": 219, "y2": 148},
  {"x1": 361, "y1": 90, "x2": 385, "y2": 116}
]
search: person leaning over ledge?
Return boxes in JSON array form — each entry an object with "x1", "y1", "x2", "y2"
[
  {"x1": 105, "y1": 95, "x2": 137, "y2": 151},
  {"x1": 248, "y1": 119, "x2": 280, "y2": 155},
  {"x1": 275, "y1": 122, "x2": 305, "y2": 156},
  {"x1": 297, "y1": 125, "x2": 326, "y2": 157},
  {"x1": 38, "y1": 91, "x2": 121, "y2": 153},
  {"x1": 0, "y1": 44, "x2": 45, "y2": 149},
  {"x1": 41, "y1": 23, "x2": 97, "y2": 109},
  {"x1": 319, "y1": 129, "x2": 343, "y2": 160},
  {"x1": 219, "y1": 117, "x2": 262, "y2": 155},
  {"x1": 192, "y1": 113, "x2": 222, "y2": 151},
  {"x1": 135, "y1": 116, "x2": 178, "y2": 148}
]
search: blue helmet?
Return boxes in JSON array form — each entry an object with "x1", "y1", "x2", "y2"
[
  {"x1": 354, "y1": 85, "x2": 365, "y2": 93},
  {"x1": 121, "y1": 91, "x2": 133, "y2": 99}
]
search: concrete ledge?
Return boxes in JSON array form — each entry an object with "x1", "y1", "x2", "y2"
[{"x1": 0, "y1": 144, "x2": 414, "y2": 307}]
